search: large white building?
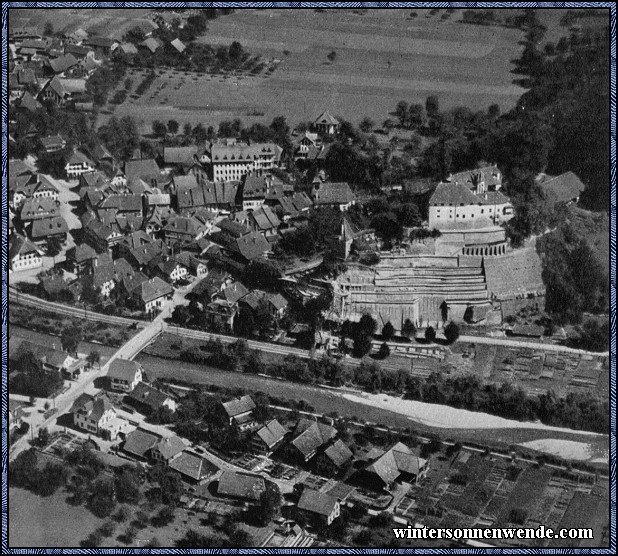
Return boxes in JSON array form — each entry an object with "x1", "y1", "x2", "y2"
[
  {"x1": 428, "y1": 183, "x2": 513, "y2": 231},
  {"x1": 200, "y1": 139, "x2": 282, "y2": 182}
]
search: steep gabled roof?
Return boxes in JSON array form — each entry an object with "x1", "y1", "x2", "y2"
[
  {"x1": 537, "y1": 171, "x2": 586, "y2": 204},
  {"x1": 291, "y1": 419, "x2": 337, "y2": 460},
  {"x1": 222, "y1": 395, "x2": 256, "y2": 418},
  {"x1": 255, "y1": 419, "x2": 287, "y2": 449},
  {"x1": 218, "y1": 471, "x2": 265, "y2": 501},
  {"x1": 297, "y1": 489, "x2": 338, "y2": 517},
  {"x1": 107, "y1": 358, "x2": 142, "y2": 382},
  {"x1": 314, "y1": 110, "x2": 339, "y2": 126}
]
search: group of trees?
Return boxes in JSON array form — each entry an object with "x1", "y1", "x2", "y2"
[
  {"x1": 538, "y1": 221, "x2": 608, "y2": 323},
  {"x1": 9, "y1": 349, "x2": 63, "y2": 398},
  {"x1": 404, "y1": 372, "x2": 609, "y2": 434}
]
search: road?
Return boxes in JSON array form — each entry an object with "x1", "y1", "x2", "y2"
[{"x1": 9, "y1": 308, "x2": 167, "y2": 459}]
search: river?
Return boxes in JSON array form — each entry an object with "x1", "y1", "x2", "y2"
[{"x1": 135, "y1": 353, "x2": 608, "y2": 452}]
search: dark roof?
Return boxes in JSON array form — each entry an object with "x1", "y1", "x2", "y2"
[
  {"x1": 322, "y1": 439, "x2": 353, "y2": 468},
  {"x1": 364, "y1": 442, "x2": 426, "y2": 485},
  {"x1": 314, "y1": 110, "x2": 339, "y2": 126},
  {"x1": 163, "y1": 146, "x2": 198, "y2": 166},
  {"x1": 9, "y1": 234, "x2": 42, "y2": 261},
  {"x1": 538, "y1": 171, "x2": 586, "y2": 204},
  {"x1": 85, "y1": 36, "x2": 116, "y2": 48},
  {"x1": 235, "y1": 232, "x2": 271, "y2": 261},
  {"x1": 99, "y1": 194, "x2": 143, "y2": 212},
  {"x1": 107, "y1": 358, "x2": 142, "y2": 382},
  {"x1": 297, "y1": 489, "x2": 338, "y2": 517},
  {"x1": 176, "y1": 181, "x2": 239, "y2": 210},
  {"x1": 66, "y1": 243, "x2": 97, "y2": 264},
  {"x1": 429, "y1": 182, "x2": 483, "y2": 207},
  {"x1": 124, "y1": 158, "x2": 161, "y2": 181},
  {"x1": 222, "y1": 281, "x2": 249, "y2": 304},
  {"x1": 218, "y1": 471, "x2": 266, "y2": 501},
  {"x1": 251, "y1": 206, "x2": 281, "y2": 231},
  {"x1": 255, "y1": 419, "x2": 287, "y2": 449},
  {"x1": 123, "y1": 427, "x2": 160, "y2": 458},
  {"x1": 222, "y1": 395, "x2": 255, "y2": 418},
  {"x1": 291, "y1": 419, "x2": 337, "y2": 460},
  {"x1": 315, "y1": 182, "x2": 355, "y2": 205},
  {"x1": 137, "y1": 277, "x2": 173, "y2": 303},
  {"x1": 152, "y1": 436, "x2": 186, "y2": 460},
  {"x1": 48, "y1": 53, "x2": 78, "y2": 74},
  {"x1": 169, "y1": 451, "x2": 218, "y2": 481},
  {"x1": 127, "y1": 381, "x2": 174, "y2": 411},
  {"x1": 71, "y1": 393, "x2": 114, "y2": 422},
  {"x1": 30, "y1": 216, "x2": 68, "y2": 239}
]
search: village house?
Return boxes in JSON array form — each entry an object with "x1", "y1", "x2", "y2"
[
  {"x1": 86, "y1": 257, "x2": 135, "y2": 298},
  {"x1": 163, "y1": 146, "x2": 199, "y2": 173},
  {"x1": 20, "y1": 197, "x2": 61, "y2": 222},
  {"x1": 240, "y1": 290, "x2": 289, "y2": 321},
  {"x1": 8, "y1": 399, "x2": 27, "y2": 434},
  {"x1": 123, "y1": 427, "x2": 171, "y2": 461},
  {"x1": 65, "y1": 243, "x2": 104, "y2": 277},
  {"x1": 107, "y1": 358, "x2": 143, "y2": 392},
  {"x1": 251, "y1": 419, "x2": 287, "y2": 455},
  {"x1": 154, "y1": 258, "x2": 189, "y2": 284},
  {"x1": 217, "y1": 471, "x2": 266, "y2": 504},
  {"x1": 39, "y1": 76, "x2": 87, "y2": 107},
  {"x1": 71, "y1": 393, "x2": 128, "y2": 440},
  {"x1": 126, "y1": 381, "x2": 177, "y2": 415},
  {"x1": 82, "y1": 218, "x2": 124, "y2": 252},
  {"x1": 175, "y1": 179, "x2": 239, "y2": 213},
  {"x1": 221, "y1": 395, "x2": 258, "y2": 432},
  {"x1": 248, "y1": 205, "x2": 281, "y2": 237},
  {"x1": 292, "y1": 130, "x2": 321, "y2": 161},
  {"x1": 239, "y1": 174, "x2": 274, "y2": 211},
  {"x1": 163, "y1": 214, "x2": 208, "y2": 247},
  {"x1": 204, "y1": 298, "x2": 238, "y2": 333},
  {"x1": 83, "y1": 36, "x2": 117, "y2": 57},
  {"x1": 314, "y1": 439, "x2": 354, "y2": 477},
  {"x1": 168, "y1": 450, "x2": 219, "y2": 484},
  {"x1": 65, "y1": 149, "x2": 95, "y2": 178},
  {"x1": 536, "y1": 171, "x2": 586, "y2": 208},
  {"x1": 312, "y1": 181, "x2": 355, "y2": 211},
  {"x1": 40, "y1": 134, "x2": 67, "y2": 153},
  {"x1": 8, "y1": 234, "x2": 43, "y2": 272},
  {"x1": 29, "y1": 215, "x2": 69, "y2": 246},
  {"x1": 132, "y1": 277, "x2": 173, "y2": 315},
  {"x1": 175, "y1": 251, "x2": 208, "y2": 277},
  {"x1": 313, "y1": 110, "x2": 340, "y2": 136},
  {"x1": 30, "y1": 174, "x2": 60, "y2": 201},
  {"x1": 296, "y1": 489, "x2": 340, "y2": 526},
  {"x1": 124, "y1": 158, "x2": 168, "y2": 190}
]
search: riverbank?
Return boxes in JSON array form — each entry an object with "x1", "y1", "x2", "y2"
[{"x1": 136, "y1": 353, "x2": 609, "y2": 461}]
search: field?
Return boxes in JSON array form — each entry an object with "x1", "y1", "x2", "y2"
[
  {"x1": 110, "y1": 9, "x2": 527, "y2": 131},
  {"x1": 9, "y1": 7, "x2": 529, "y2": 132}
]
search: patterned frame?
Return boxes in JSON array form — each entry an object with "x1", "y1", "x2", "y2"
[{"x1": 1, "y1": 2, "x2": 615, "y2": 554}]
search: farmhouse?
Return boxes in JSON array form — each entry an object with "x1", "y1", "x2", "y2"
[
  {"x1": 252, "y1": 419, "x2": 287, "y2": 455},
  {"x1": 222, "y1": 395, "x2": 258, "y2": 432},
  {"x1": 218, "y1": 471, "x2": 266, "y2": 503},
  {"x1": 126, "y1": 381, "x2": 177, "y2": 415}
]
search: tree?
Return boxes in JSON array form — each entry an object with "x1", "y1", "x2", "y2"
[
  {"x1": 402, "y1": 319, "x2": 416, "y2": 339},
  {"x1": 358, "y1": 313, "x2": 377, "y2": 338},
  {"x1": 37, "y1": 427, "x2": 50, "y2": 446},
  {"x1": 46, "y1": 236, "x2": 64, "y2": 259},
  {"x1": 115, "y1": 466, "x2": 142, "y2": 504},
  {"x1": 394, "y1": 100, "x2": 409, "y2": 127},
  {"x1": 444, "y1": 321, "x2": 460, "y2": 344},
  {"x1": 183, "y1": 122, "x2": 193, "y2": 137},
  {"x1": 61, "y1": 325, "x2": 83, "y2": 355},
  {"x1": 359, "y1": 117, "x2": 375, "y2": 133},
  {"x1": 43, "y1": 21, "x2": 54, "y2": 36},
  {"x1": 257, "y1": 484, "x2": 281, "y2": 525},
  {"x1": 377, "y1": 342, "x2": 390, "y2": 359},
  {"x1": 327, "y1": 50, "x2": 337, "y2": 63},
  {"x1": 407, "y1": 103, "x2": 426, "y2": 129},
  {"x1": 98, "y1": 116, "x2": 139, "y2": 161},
  {"x1": 353, "y1": 334, "x2": 373, "y2": 358},
  {"x1": 425, "y1": 95, "x2": 440, "y2": 118},
  {"x1": 87, "y1": 350, "x2": 101, "y2": 369},
  {"x1": 381, "y1": 322, "x2": 395, "y2": 341},
  {"x1": 167, "y1": 119, "x2": 179, "y2": 134},
  {"x1": 152, "y1": 120, "x2": 167, "y2": 138},
  {"x1": 425, "y1": 326, "x2": 436, "y2": 343}
]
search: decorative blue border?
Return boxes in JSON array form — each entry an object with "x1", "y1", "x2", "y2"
[{"x1": 1, "y1": 2, "x2": 615, "y2": 554}]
